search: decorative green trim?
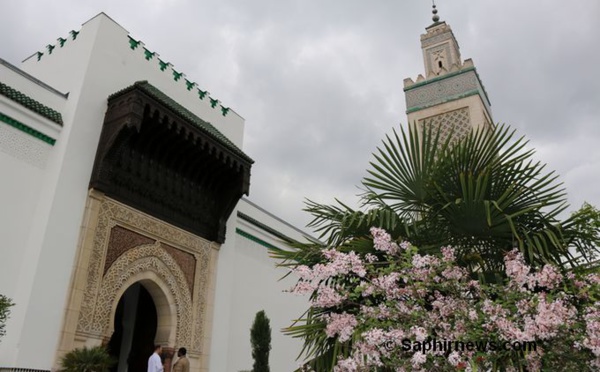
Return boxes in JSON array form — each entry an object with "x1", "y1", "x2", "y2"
[
  {"x1": 237, "y1": 211, "x2": 296, "y2": 244},
  {"x1": 198, "y1": 89, "x2": 208, "y2": 100},
  {"x1": 0, "y1": 112, "x2": 56, "y2": 145},
  {"x1": 69, "y1": 30, "x2": 79, "y2": 40},
  {"x1": 406, "y1": 90, "x2": 481, "y2": 114},
  {"x1": 0, "y1": 82, "x2": 63, "y2": 125},
  {"x1": 221, "y1": 105, "x2": 230, "y2": 117},
  {"x1": 403, "y1": 66, "x2": 476, "y2": 92},
  {"x1": 128, "y1": 36, "x2": 140, "y2": 50},
  {"x1": 143, "y1": 48, "x2": 155, "y2": 61},
  {"x1": 36, "y1": 52, "x2": 43, "y2": 61},
  {"x1": 236, "y1": 228, "x2": 279, "y2": 250},
  {"x1": 158, "y1": 59, "x2": 169, "y2": 71},
  {"x1": 125, "y1": 35, "x2": 233, "y2": 113},
  {"x1": 404, "y1": 66, "x2": 492, "y2": 107},
  {"x1": 46, "y1": 44, "x2": 55, "y2": 54},
  {"x1": 172, "y1": 69, "x2": 183, "y2": 81},
  {"x1": 185, "y1": 79, "x2": 196, "y2": 91},
  {"x1": 57, "y1": 37, "x2": 67, "y2": 47}
]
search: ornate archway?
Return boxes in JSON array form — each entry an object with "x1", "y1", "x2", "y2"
[
  {"x1": 99, "y1": 243, "x2": 192, "y2": 347},
  {"x1": 55, "y1": 194, "x2": 218, "y2": 372}
]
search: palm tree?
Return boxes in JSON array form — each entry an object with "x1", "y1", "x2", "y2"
[{"x1": 270, "y1": 123, "x2": 600, "y2": 371}]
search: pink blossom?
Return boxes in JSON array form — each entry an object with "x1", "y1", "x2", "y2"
[
  {"x1": 324, "y1": 312, "x2": 358, "y2": 342},
  {"x1": 294, "y1": 265, "x2": 313, "y2": 280},
  {"x1": 313, "y1": 285, "x2": 346, "y2": 307},
  {"x1": 411, "y1": 352, "x2": 427, "y2": 368},
  {"x1": 441, "y1": 246, "x2": 456, "y2": 262},
  {"x1": 412, "y1": 254, "x2": 440, "y2": 269},
  {"x1": 587, "y1": 273, "x2": 600, "y2": 285},
  {"x1": 372, "y1": 272, "x2": 401, "y2": 298},
  {"x1": 447, "y1": 351, "x2": 461, "y2": 366},
  {"x1": 410, "y1": 326, "x2": 428, "y2": 342},
  {"x1": 441, "y1": 266, "x2": 466, "y2": 280},
  {"x1": 291, "y1": 280, "x2": 318, "y2": 295},
  {"x1": 365, "y1": 253, "x2": 378, "y2": 263},
  {"x1": 504, "y1": 249, "x2": 531, "y2": 289},
  {"x1": 533, "y1": 264, "x2": 562, "y2": 289},
  {"x1": 583, "y1": 304, "x2": 600, "y2": 357},
  {"x1": 285, "y1": 228, "x2": 600, "y2": 370},
  {"x1": 370, "y1": 227, "x2": 401, "y2": 255},
  {"x1": 334, "y1": 357, "x2": 357, "y2": 372}
]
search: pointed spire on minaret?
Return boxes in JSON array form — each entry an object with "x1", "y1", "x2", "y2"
[{"x1": 432, "y1": 0, "x2": 440, "y2": 23}]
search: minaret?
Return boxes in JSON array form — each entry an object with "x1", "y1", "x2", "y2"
[{"x1": 404, "y1": 3, "x2": 493, "y2": 141}]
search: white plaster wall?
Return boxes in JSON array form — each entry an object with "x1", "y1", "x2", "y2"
[
  {"x1": 0, "y1": 63, "x2": 64, "y2": 366},
  {"x1": 0, "y1": 125, "x2": 45, "y2": 295},
  {"x1": 0, "y1": 12, "x2": 246, "y2": 368},
  {"x1": 209, "y1": 208, "x2": 309, "y2": 372}
]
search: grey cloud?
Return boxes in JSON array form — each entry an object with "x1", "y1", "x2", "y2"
[{"x1": 2, "y1": 0, "x2": 598, "y2": 232}]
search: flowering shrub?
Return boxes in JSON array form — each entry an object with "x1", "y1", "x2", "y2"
[{"x1": 289, "y1": 228, "x2": 600, "y2": 371}]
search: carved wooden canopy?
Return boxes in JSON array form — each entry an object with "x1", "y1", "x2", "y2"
[{"x1": 90, "y1": 81, "x2": 253, "y2": 243}]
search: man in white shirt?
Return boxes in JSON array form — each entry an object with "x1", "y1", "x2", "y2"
[{"x1": 148, "y1": 344, "x2": 164, "y2": 372}]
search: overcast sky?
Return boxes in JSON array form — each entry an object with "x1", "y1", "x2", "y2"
[{"x1": 2, "y1": 0, "x2": 599, "y2": 236}]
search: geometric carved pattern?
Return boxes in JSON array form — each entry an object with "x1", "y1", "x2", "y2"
[
  {"x1": 405, "y1": 70, "x2": 479, "y2": 110},
  {"x1": 419, "y1": 107, "x2": 471, "y2": 144},
  {"x1": 421, "y1": 31, "x2": 452, "y2": 48},
  {"x1": 103, "y1": 226, "x2": 155, "y2": 275},
  {"x1": 76, "y1": 196, "x2": 214, "y2": 354},
  {"x1": 0, "y1": 119, "x2": 51, "y2": 169},
  {"x1": 162, "y1": 243, "x2": 196, "y2": 293}
]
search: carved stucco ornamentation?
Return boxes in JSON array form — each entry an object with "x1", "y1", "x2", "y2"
[
  {"x1": 0, "y1": 120, "x2": 51, "y2": 169},
  {"x1": 76, "y1": 196, "x2": 213, "y2": 354},
  {"x1": 94, "y1": 243, "x2": 193, "y2": 348},
  {"x1": 421, "y1": 31, "x2": 452, "y2": 48},
  {"x1": 104, "y1": 225, "x2": 155, "y2": 275},
  {"x1": 419, "y1": 107, "x2": 471, "y2": 144}
]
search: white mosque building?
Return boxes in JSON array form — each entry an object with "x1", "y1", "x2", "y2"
[{"x1": 0, "y1": 12, "x2": 316, "y2": 372}]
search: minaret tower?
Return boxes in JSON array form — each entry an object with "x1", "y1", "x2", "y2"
[{"x1": 403, "y1": 3, "x2": 493, "y2": 141}]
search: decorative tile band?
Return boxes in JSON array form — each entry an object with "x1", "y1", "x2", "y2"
[
  {"x1": 405, "y1": 68, "x2": 492, "y2": 116},
  {"x1": 406, "y1": 90, "x2": 481, "y2": 114},
  {"x1": 0, "y1": 112, "x2": 56, "y2": 145}
]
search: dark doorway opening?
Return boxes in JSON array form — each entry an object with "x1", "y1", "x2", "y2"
[{"x1": 107, "y1": 282, "x2": 158, "y2": 372}]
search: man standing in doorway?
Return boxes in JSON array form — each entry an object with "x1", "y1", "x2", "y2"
[
  {"x1": 173, "y1": 347, "x2": 190, "y2": 372},
  {"x1": 148, "y1": 344, "x2": 164, "y2": 372}
]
